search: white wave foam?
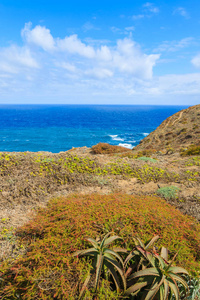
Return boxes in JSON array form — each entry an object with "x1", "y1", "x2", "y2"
[
  {"x1": 142, "y1": 133, "x2": 149, "y2": 136},
  {"x1": 119, "y1": 143, "x2": 133, "y2": 149},
  {"x1": 109, "y1": 134, "x2": 124, "y2": 141}
]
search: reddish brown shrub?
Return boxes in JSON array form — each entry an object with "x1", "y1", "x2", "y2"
[{"x1": 91, "y1": 143, "x2": 130, "y2": 154}]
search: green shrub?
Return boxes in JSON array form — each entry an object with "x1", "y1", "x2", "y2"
[
  {"x1": 157, "y1": 186, "x2": 180, "y2": 200},
  {"x1": 136, "y1": 156, "x2": 157, "y2": 163}
]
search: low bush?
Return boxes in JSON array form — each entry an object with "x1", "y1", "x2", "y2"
[
  {"x1": 136, "y1": 156, "x2": 157, "y2": 163},
  {"x1": 157, "y1": 186, "x2": 180, "y2": 200},
  {"x1": 180, "y1": 145, "x2": 200, "y2": 156},
  {"x1": 0, "y1": 193, "x2": 199, "y2": 299},
  {"x1": 91, "y1": 143, "x2": 130, "y2": 154}
]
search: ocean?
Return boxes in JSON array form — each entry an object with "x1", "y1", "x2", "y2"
[{"x1": 0, "y1": 105, "x2": 188, "y2": 153}]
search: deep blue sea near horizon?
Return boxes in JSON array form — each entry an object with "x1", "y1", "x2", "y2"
[{"x1": 0, "y1": 105, "x2": 188, "y2": 153}]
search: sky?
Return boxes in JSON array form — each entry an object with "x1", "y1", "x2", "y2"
[{"x1": 0, "y1": 0, "x2": 200, "y2": 105}]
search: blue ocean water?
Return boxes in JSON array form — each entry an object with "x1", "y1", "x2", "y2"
[{"x1": 0, "y1": 105, "x2": 188, "y2": 153}]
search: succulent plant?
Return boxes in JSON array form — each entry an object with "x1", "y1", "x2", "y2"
[
  {"x1": 73, "y1": 232, "x2": 126, "y2": 297},
  {"x1": 74, "y1": 233, "x2": 189, "y2": 299},
  {"x1": 125, "y1": 242, "x2": 189, "y2": 300}
]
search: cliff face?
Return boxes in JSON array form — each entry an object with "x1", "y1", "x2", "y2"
[{"x1": 135, "y1": 104, "x2": 200, "y2": 152}]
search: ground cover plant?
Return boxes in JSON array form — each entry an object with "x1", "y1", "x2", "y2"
[
  {"x1": 156, "y1": 186, "x2": 180, "y2": 200},
  {"x1": 180, "y1": 145, "x2": 200, "y2": 156},
  {"x1": 0, "y1": 193, "x2": 199, "y2": 299},
  {"x1": 0, "y1": 152, "x2": 188, "y2": 205}
]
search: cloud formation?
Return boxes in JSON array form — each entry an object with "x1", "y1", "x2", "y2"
[
  {"x1": 0, "y1": 22, "x2": 199, "y2": 105},
  {"x1": 154, "y1": 37, "x2": 193, "y2": 52},
  {"x1": 1, "y1": 23, "x2": 159, "y2": 81},
  {"x1": 173, "y1": 7, "x2": 190, "y2": 19},
  {"x1": 143, "y1": 2, "x2": 159, "y2": 14},
  {"x1": 191, "y1": 54, "x2": 200, "y2": 68}
]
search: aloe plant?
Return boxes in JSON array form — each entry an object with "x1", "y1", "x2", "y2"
[
  {"x1": 125, "y1": 243, "x2": 189, "y2": 300},
  {"x1": 124, "y1": 235, "x2": 160, "y2": 277},
  {"x1": 73, "y1": 232, "x2": 126, "y2": 296},
  {"x1": 74, "y1": 233, "x2": 189, "y2": 300}
]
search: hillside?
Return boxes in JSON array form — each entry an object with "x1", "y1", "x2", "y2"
[{"x1": 134, "y1": 104, "x2": 200, "y2": 153}]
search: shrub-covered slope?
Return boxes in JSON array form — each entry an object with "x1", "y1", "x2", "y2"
[{"x1": 134, "y1": 104, "x2": 200, "y2": 153}]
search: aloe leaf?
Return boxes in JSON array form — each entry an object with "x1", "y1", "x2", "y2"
[
  {"x1": 145, "y1": 235, "x2": 160, "y2": 250},
  {"x1": 73, "y1": 248, "x2": 97, "y2": 257},
  {"x1": 104, "y1": 256, "x2": 126, "y2": 290},
  {"x1": 112, "y1": 247, "x2": 128, "y2": 253},
  {"x1": 104, "y1": 260, "x2": 122, "y2": 293},
  {"x1": 136, "y1": 246, "x2": 155, "y2": 266},
  {"x1": 103, "y1": 248, "x2": 124, "y2": 266},
  {"x1": 125, "y1": 281, "x2": 148, "y2": 295},
  {"x1": 169, "y1": 273, "x2": 188, "y2": 291},
  {"x1": 144, "y1": 280, "x2": 161, "y2": 300},
  {"x1": 99, "y1": 232, "x2": 112, "y2": 249},
  {"x1": 168, "y1": 279, "x2": 179, "y2": 300},
  {"x1": 85, "y1": 237, "x2": 99, "y2": 249},
  {"x1": 163, "y1": 279, "x2": 169, "y2": 300},
  {"x1": 79, "y1": 273, "x2": 91, "y2": 300},
  {"x1": 124, "y1": 249, "x2": 138, "y2": 268},
  {"x1": 154, "y1": 253, "x2": 166, "y2": 269},
  {"x1": 103, "y1": 235, "x2": 123, "y2": 247},
  {"x1": 104, "y1": 253, "x2": 122, "y2": 269},
  {"x1": 125, "y1": 262, "x2": 138, "y2": 279},
  {"x1": 134, "y1": 236, "x2": 145, "y2": 248},
  {"x1": 159, "y1": 284, "x2": 165, "y2": 300},
  {"x1": 128, "y1": 267, "x2": 159, "y2": 281},
  {"x1": 168, "y1": 266, "x2": 189, "y2": 275},
  {"x1": 160, "y1": 247, "x2": 168, "y2": 261},
  {"x1": 94, "y1": 253, "x2": 104, "y2": 291}
]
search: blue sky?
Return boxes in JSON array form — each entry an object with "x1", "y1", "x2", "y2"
[{"x1": 0, "y1": 0, "x2": 200, "y2": 105}]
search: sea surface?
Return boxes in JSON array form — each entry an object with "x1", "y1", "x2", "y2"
[{"x1": 0, "y1": 105, "x2": 188, "y2": 153}]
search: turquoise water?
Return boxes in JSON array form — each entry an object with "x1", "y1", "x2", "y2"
[{"x1": 0, "y1": 105, "x2": 188, "y2": 152}]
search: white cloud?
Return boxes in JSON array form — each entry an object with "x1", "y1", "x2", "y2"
[
  {"x1": 96, "y1": 46, "x2": 112, "y2": 61},
  {"x1": 85, "y1": 68, "x2": 113, "y2": 79},
  {"x1": 56, "y1": 34, "x2": 96, "y2": 58},
  {"x1": 154, "y1": 37, "x2": 193, "y2": 52},
  {"x1": 156, "y1": 73, "x2": 200, "y2": 95},
  {"x1": 132, "y1": 14, "x2": 144, "y2": 20},
  {"x1": 131, "y1": 3, "x2": 159, "y2": 21},
  {"x1": 173, "y1": 7, "x2": 190, "y2": 19},
  {"x1": 82, "y1": 22, "x2": 99, "y2": 32},
  {"x1": 55, "y1": 61, "x2": 77, "y2": 72},
  {"x1": 143, "y1": 2, "x2": 159, "y2": 14},
  {"x1": 22, "y1": 22, "x2": 55, "y2": 51},
  {"x1": 112, "y1": 38, "x2": 160, "y2": 79},
  {"x1": 0, "y1": 22, "x2": 166, "y2": 103},
  {"x1": 125, "y1": 26, "x2": 135, "y2": 31},
  {"x1": 191, "y1": 54, "x2": 200, "y2": 68},
  {"x1": 0, "y1": 45, "x2": 39, "y2": 74}
]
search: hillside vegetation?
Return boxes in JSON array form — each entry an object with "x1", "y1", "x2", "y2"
[{"x1": 0, "y1": 104, "x2": 200, "y2": 299}]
